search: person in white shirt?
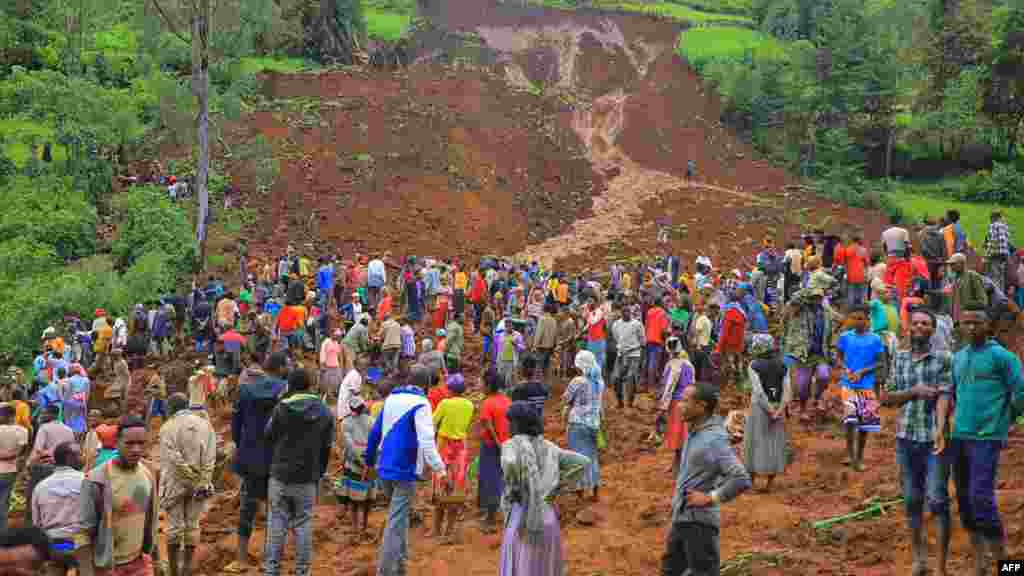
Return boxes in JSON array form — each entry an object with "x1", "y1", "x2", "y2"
[{"x1": 336, "y1": 359, "x2": 365, "y2": 422}]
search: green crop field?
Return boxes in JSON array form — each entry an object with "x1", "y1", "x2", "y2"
[
  {"x1": 678, "y1": 26, "x2": 789, "y2": 65},
  {"x1": 528, "y1": 0, "x2": 753, "y2": 25},
  {"x1": 889, "y1": 190, "x2": 1024, "y2": 247}
]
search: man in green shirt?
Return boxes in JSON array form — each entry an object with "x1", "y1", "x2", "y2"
[{"x1": 935, "y1": 306, "x2": 1024, "y2": 575}]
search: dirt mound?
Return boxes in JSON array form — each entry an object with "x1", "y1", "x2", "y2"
[{"x1": 240, "y1": 64, "x2": 600, "y2": 264}]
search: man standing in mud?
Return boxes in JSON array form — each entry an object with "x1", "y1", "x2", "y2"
[
  {"x1": 227, "y1": 351, "x2": 288, "y2": 575},
  {"x1": 935, "y1": 306, "x2": 1023, "y2": 575},
  {"x1": 661, "y1": 382, "x2": 750, "y2": 576},
  {"x1": 882, "y1": 310, "x2": 952, "y2": 576},
  {"x1": 160, "y1": 393, "x2": 217, "y2": 576}
]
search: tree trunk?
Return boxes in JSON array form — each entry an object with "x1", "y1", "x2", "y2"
[
  {"x1": 192, "y1": 0, "x2": 211, "y2": 271},
  {"x1": 885, "y1": 127, "x2": 894, "y2": 179}
]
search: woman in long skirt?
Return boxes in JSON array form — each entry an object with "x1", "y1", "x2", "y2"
[
  {"x1": 743, "y1": 334, "x2": 791, "y2": 493},
  {"x1": 478, "y1": 370, "x2": 509, "y2": 532},
  {"x1": 500, "y1": 402, "x2": 589, "y2": 576},
  {"x1": 561, "y1": 350, "x2": 604, "y2": 502}
]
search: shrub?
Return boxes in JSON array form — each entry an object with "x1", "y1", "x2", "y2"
[{"x1": 111, "y1": 185, "x2": 197, "y2": 272}]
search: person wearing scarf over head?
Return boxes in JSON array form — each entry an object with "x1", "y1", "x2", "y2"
[
  {"x1": 561, "y1": 350, "x2": 605, "y2": 503},
  {"x1": 499, "y1": 402, "x2": 589, "y2": 576},
  {"x1": 657, "y1": 337, "x2": 695, "y2": 478},
  {"x1": 743, "y1": 334, "x2": 791, "y2": 493}
]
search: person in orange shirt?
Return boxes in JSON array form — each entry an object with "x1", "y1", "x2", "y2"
[
  {"x1": 453, "y1": 267, "x2": 468, "y2": 321},
  {"x1": 845, "y1": 235, "x2": 870, "y2": 309},
  {"x1": 644, "y1": 298, "x2": 670, "y2": 391},
  {"x1": 377, "y1": 287, "x2": 393, "y2": 320},
  {"x1": 275, "y1": 303, "x2": 306, "y2": 354}
]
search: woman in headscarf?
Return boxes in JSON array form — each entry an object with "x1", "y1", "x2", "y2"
[
  {"x1": 743, "y1": 334, "x2": 791, "y2": 493},
  {"x1": 111, "y1": 317, "x2": 128, "y2": 355},
  {"x1": 340, "y1": 395, "x2": 376, "y2": 538},
  {"x1": 561, "y1": 350, "x2": 605, "y2": 502},
  {"x1": 500, "y1": 401, "x2": 589, "y2": 576},
  {"x1": 656, "y1": 337, "x2": 694, "y2": 477},
  {"x1": 319, "y1": 328, "x2": 345, "y2": 401}
]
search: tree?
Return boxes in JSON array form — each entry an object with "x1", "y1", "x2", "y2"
[
  {"x1": 145, "y1": 0, "x2": 250, "y2": 266},
  {"x1": 308, "y1": 0, "x2": 366, "y2": 64},
  {"x1": 982, "y1": 7, "x2": 1024, "y2": 157}
]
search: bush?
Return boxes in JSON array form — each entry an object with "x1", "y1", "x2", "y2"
[
  {"x1": 0, "y1": 174, "x2": 97, "y2": 262},
  {"x1": 111, "y1": 185, "x2": 197, "y2": 272}
]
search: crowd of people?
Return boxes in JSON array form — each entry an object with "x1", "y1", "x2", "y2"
[{"x1": 0, "y1": 209, "x2": 1022, "y2": 576}]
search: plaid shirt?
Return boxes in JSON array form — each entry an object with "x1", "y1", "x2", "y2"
[
  {"x1": 562, "y1": 375, "x2": 604, "y2": 430},
  {"x1": 985, "y1": 220, "x2": 1011, "y2": 258},
  {"x1": 885, "y1": 349, "x2": 953, "y2": 443}
]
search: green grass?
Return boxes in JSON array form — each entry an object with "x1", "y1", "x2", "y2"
[
  {"x1": 239, "y1": 57, "x2": 312, "y2": 75},
  {"x1": 363, "y1": 0, "x2": 416, "y2": 40},
  {"x1": 889, "y1": 188, "x2": 1024, "y2": 246},
  {"x1": 671, "y1": 0, "x2": 752, "y2": 16},
  {"x1": 678, "y1": 26, "x2": 789, "y2": 64},
  {"x1": 365, "y1": 9, "x2": 413, "y2": 41},
  {"x1": 0, "y1": 118, "x2": 67, "y2": 167},
  {"x1": 528, "y1": 0, "x2": 753, "y2": 25}
]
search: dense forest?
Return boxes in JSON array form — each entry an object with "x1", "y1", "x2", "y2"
[{"x1": 678, "y1": 0, "x2": 1024, "y2": 207}]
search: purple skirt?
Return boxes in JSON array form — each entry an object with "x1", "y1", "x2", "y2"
[{"x1": 500, "y1": 503, "x2": 564, "y2": 576}]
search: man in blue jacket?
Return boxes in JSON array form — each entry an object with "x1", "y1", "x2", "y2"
[
  {"x1": 228, "y1": 351, "x2": 287, "y2": 574},
  {"x1": 366, "y1": 364, "x2": 446, "y2": 576}
]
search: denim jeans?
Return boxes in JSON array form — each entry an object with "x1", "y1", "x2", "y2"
[
  {"x1": 567, "y1": 424, "x2": 600, "y2": 490},
  {"x1": 588, "y1": 339, "x2": 606, "y2": 376},
  {"x1": 263, "y1": 479, "x2": 316, "y2": 576},
  {"x1": 377, "y1": 480, "x2": 416, "y2": 576},
  {"x1": 895, "y1": 438, "x2": 950, "y2": 530},
  {"x1": 0, "y1": 472, "x2": 16, "y2": 531},
  {"x1": 847, "y1": 283, "x2": 868, "y2": 310},
  {"x1": 645, "y1": 343, "x2": 663, "y2": 390},
  {"x1": 949, "y1": 438, "x2": 1004, "y2": 539}
]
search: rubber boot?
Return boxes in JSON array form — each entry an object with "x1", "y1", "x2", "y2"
[{"x1": 183, "y1": 545, "x2": 196, "y2": 576}]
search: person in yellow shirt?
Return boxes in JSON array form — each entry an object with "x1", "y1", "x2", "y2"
[{"x1": 431, "y1": 375, "x2": 474, "y2": 543}]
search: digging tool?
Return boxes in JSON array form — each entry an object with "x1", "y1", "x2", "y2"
[{"x1": 812, "y1": 497, "x2": 904, "y2": 531}]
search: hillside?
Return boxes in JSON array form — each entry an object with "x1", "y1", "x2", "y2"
[{"x1": 231, "y1": 0, "x2": 888, "y2": 275}]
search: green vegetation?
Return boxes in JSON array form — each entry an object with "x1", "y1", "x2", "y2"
[
  {"x1": 239, "y1": 57, "x2": 312, "y2": 75},
  {"x1": 364, "y1": 0, "x2": 416, "y2": 40},
  {"x1": 889, "y1": 187, "x2": 1024, "y2": 246},
  {"x1": 677, "y1": 0, "x2": 1023, "y2": 213},
  {"x1": 678, "y1": 26, "x2": 787, "y2": 65},
  {"x1": 528, "y1": 0, "x2": 753, "y2": 25}
]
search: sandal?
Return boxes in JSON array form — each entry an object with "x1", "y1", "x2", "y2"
[{"x1": 221, "y1": 561, "x2": 245, "y2": 575}]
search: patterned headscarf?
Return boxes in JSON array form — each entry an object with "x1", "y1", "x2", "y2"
[{"x1": 750, "y1": 333, "x2": 775, "y2": 358}]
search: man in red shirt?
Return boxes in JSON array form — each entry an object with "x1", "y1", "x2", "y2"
[
  {"x1": 476, "y1": 371, "x2": 510, "y2": 532},
  {"x1": 645, "y1": 298, "x2": 670, "y2": 392},
  {"x1": 845, "y1": 235, "x2": 869, "y2": 309}
]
